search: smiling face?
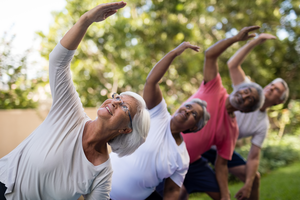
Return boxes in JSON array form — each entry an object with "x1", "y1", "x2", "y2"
[
  {"x1": 230, "y1": 86, "x2": 259, "y2": 112},
  {"x1": 97, "y1": 95, "x2": 137, "y2": 131},
  {"x1": 264, "y1": 81, "x2": 285, "y2": 105},
  {"x1": 172, "y1": 102, "x2": 203, "y2": 133}
]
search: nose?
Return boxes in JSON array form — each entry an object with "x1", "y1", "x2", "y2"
[
  {"x1": 186, "y1": 108, "x2": 193, "y2": 115},
  {"x1": 111, "y1": 99, "x2": 122, "y2": 108},
  {"x1": 242, "y1": 93, "x2": 251, "y2": 99}
]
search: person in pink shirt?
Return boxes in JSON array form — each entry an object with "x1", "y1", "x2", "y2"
[{"x1": 179, "y1": 26, "x2": 265, "y2": 200}]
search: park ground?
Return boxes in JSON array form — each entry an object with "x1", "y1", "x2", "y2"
[{"x1": 189, "y1": 161, "x2": 300, "y2": 200}]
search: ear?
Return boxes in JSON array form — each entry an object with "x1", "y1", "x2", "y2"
[{"x1": 118, "y1": 127, "x2": 132, "y2": 134}]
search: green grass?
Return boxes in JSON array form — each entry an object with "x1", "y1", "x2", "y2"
[{"x1": 189, "y1": 162, "x2": 300, "y2": 200}]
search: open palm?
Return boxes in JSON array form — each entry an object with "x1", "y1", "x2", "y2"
[
  {"x1": 235, "y1": 26, "x2": 260, "y2": 41},
  {"x1": 86, "y1": 1, "x2": 126, "y2": 23}
]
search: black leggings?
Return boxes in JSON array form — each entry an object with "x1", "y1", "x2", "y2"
[
  {"x1": 145, "y1": 191, "x2": 163, "y2": 200},
  {"x1": 0, "y1": 182, "x2": 6, "y2": 200}
]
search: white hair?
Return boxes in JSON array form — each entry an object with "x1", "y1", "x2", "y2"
[
  {"x1": 230, "y1": 82, "x2": 265, "y2": 112},
  {"x1": 182, "y1": 98, "x2": 210, "y2": 132},
  {"x1": 271, "y1": 78, "x2": 289, "y2": 104},
  {"x1": 108, "y1": 91, "x2": 150, "y2": 157}
]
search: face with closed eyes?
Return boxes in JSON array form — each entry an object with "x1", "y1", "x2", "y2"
[
  {"x1": 264, "y1": 81, "x2": 285, "y2": 105},
  {"x1": 230, "y1": 86, "x2": 259, "y2": 112},
  {"x1": 97, "y1": 94, "x2": 137, "y2": 132},
  {"x1": 172, "y1": 102, "x2": 203, "y2": 133}
]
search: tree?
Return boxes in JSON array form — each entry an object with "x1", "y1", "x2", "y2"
[
  {"x1": 38, "y1": 0, "x2": 300, "y2": 114},
  {"x1": 0, "y1": 32, "x2": 43, "y2": 109}
]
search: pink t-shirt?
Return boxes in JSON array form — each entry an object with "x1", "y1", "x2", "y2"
[{"x1": 181, "y1": 74, "x2": 239, "y2": 163}]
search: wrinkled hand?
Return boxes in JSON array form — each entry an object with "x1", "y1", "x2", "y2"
[
  {"x1": 256, "y1": 33, "x2": 277, "y2": 44},
  {"x1": 85, "y1": 1, "x2": 126, "y2": 23},
  {"x1": 174, "y1": 42, "x2": 200, "y2": 56},
  {"x1": 234, "y1": 26, "x2": 260, "y2": 41},
  {"x1": 235, "y1": 185, "x2": 251, "y2": 200}
]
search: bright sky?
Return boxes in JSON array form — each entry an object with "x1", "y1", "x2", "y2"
[{"x1": 0, "y1": 0, "x2": 66, "y2": 78}]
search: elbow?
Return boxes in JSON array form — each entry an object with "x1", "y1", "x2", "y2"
[
  {"x1": 204, "y1": 48, "x2": 218, "y2": 60},
  {"x1": 204, "y1": 49, "x2": 213, "y2": 59},
  {"x1": 227, "y1": 60, "x2": 234, "y2": 69},
  {"x1": 145, "y1": 77, "x2": 153, "y2": 86}
]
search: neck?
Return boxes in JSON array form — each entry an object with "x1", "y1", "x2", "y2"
[
  {"x1": 225, "y1": 97, "x2": 238, "y2": 115},
  {"x1": 82, "y1": 119, "x2": 119, "y2": 153},
  {"x1": 260, "y1": 99, "x2": 272, "y2": 112},
  {"x1": 170, "y1": 118, "x2": 184, "y2": 145}
]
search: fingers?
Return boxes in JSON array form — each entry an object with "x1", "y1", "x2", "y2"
[
  {"x1": 105, "y1": 1, "x2": 127, "y2": 10},
  {"x1": 184, "y1": 42, "x2": 200, "y2": 52},
  {"x1": 247, "y1": 33, "x2": 256, "y2": 39},
  {"x1": 235, "y1": 191, "x2": 246, "y2": 200},
  {"x1": 99, "y1": 1, "x2": 126, "y2": 14},
  {"x1": 259, "y1": 33, "x2": 277, "y2": 40},
  {"x1": 244, "y1": 25, "x2": 260, "y2": 32},
  {"x1": 189, "y1": 45, "x2": 200, "y2": 52},
  {"x1": 104, "y1": 10, "x2": 117, "y2": 19},
  {"x1": 234, "y1": 191, "x2": 241, "y2": 199}
]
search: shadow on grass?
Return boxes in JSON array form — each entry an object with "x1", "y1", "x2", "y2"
[{"x1": 189, "y1": 161, "x2": 300, "y2": 200}]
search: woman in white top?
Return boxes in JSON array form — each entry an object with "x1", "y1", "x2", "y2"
[
  {"x1": 110, "y1": 42, "x2": 210, "y2": 200},
  {"x1": 0, "y1": 2, "x2": 150, "y2": 200}
]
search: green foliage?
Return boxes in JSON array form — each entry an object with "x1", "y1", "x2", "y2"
[
  {"x1": 285, "y1": 99, "x2": 300, "y2": 135},
  {"x1": 190, "y1": 162, "x2": 300, "y2": 200},
  {"x1": 235, "y1": 134, "x2": 300, "y2": 175},
  {"x1": 38, "y1": 0, "x2": 300, "y2": 113},
  {"x1": 0, "y1": 32, "x2": 43, "y2": 109}
]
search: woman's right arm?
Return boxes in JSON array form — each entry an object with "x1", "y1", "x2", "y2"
[
  {"x1": 61, "y1": 2, "x2": 126, "y2": 50},
  {"x1": 227, "y1": 33, "x2": 276, "y2": 86},
  {"x1": 143, "y1": 42, "x2": 199, "y2": 110},
  {"x1": 48, "y1": 2, "x2": 126, "y2": 105}
]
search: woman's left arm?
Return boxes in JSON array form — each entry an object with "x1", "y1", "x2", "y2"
[
  {"x1": 163, "y1": 178, "x2": 181, "y2": 200},
  {"x1": 143, "y1": 42, "x2": 199, "y2": 110},
  {"x1": 61, "y1": 2, "x2": 126, "y2": 50}
]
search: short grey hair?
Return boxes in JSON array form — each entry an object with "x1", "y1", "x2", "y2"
[
  {"x1": 234, "y1": 82, "x2": 265, "y2": 112},
  {"x1": 271, "y1": 78, "x2": 289, "y2": 104},
  {"x1": 183, "y1": 98, "x2": 210, "y2": 132},
  {"x1": 108, "y1": 91, "x2": 150, "y2": 157}
]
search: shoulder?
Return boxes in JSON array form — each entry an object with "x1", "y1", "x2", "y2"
[{"x1": 197, "y1": 74, "x2": 224, "y2": 95}]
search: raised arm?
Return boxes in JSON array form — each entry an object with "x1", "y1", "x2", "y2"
[
  {"x1": 61, "y1": 1, "x2": 126, "y2": 50},
  {"x1": 203, "y1": 26, "x2": 260, "y2": 83},
  {"x1": 227, "y1": 33, "x2": 276, "y2": 86},
  {"x1": 143, "y1": 42, "x2": 199, "y2": 109}
]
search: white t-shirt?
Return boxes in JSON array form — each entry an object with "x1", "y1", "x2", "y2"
[
  {"x1": 109, "y1": 99, "x2": 189, "y2": 200},
  {"x1": 0, "y1": 42, "x2": 112, "y2": 200},
  {"x1": 233, "y1": 78, "x2": 269, "y2": 148}
]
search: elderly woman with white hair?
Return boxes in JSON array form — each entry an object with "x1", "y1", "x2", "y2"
[
  {"x1": 0, "y1": 2, "x2": 150, "y2": 200},
  {"x1": 109, "y1": 42, "x2": 211, "y2": 200}
]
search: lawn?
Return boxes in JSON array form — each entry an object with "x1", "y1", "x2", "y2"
[{"x1": 189, "y1": 161, "x2": 300, "y2": 200}]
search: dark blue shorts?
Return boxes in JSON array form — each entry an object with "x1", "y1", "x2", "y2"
[
  {"x1": 0, "y1": 182, "x2": 6, "y2": 200},
  {"x1": 183, "y1": 157, "x2": 220, "y2": 193},
  {"x1": 202, "y1": 149, "x2": 246, "y2": 168},
  {"x1": 154, "y1": 150, "x2": 246, "y2": 195}
]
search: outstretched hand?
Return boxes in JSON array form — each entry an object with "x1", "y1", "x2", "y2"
[
  {"x1": 234, "y1": 26, "x2": 260, "y2": 42},
  {"x1": 174, "y1": 42, "x2": 200, "y2": 56},
  {"x1": 85, "y1": 1, "x2": 127, "y2": 23},
  {"x1": 256, "y1": 33, "x2": 277, "y2": 44}
]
